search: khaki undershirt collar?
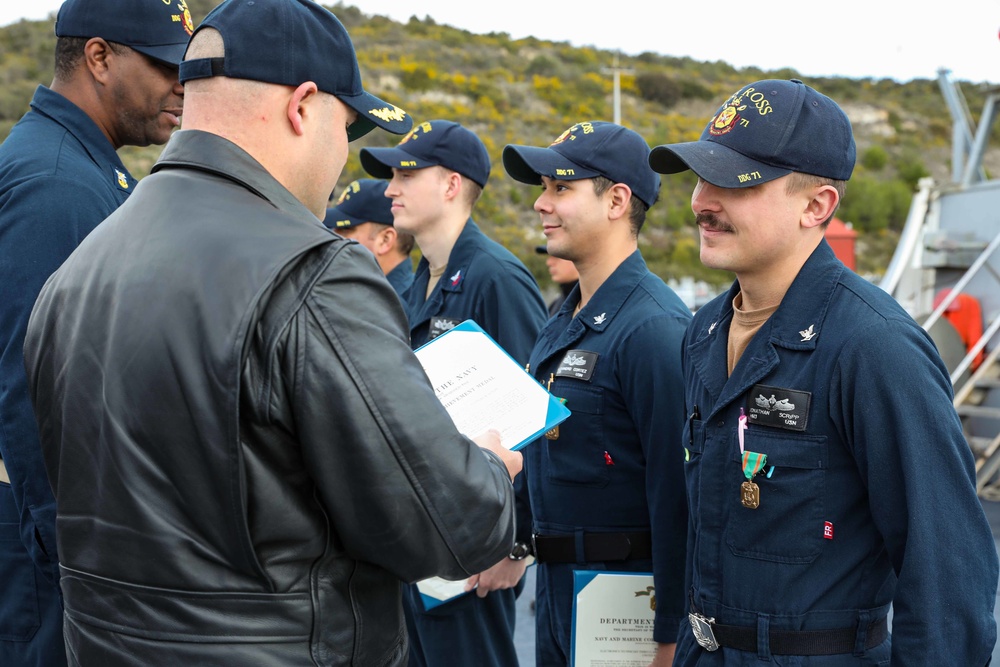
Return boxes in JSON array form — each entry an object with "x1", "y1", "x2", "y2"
[
  {"x1": 727, "y1": 291, "x2": 779, "y2": 376},
  {"x1": 426, "y1": 264, "x2": 447, "y2": 300}
]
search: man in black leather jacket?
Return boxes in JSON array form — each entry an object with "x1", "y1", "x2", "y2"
[{"x1": 22, "y1": 2, "x2": 521, "y2": 665}]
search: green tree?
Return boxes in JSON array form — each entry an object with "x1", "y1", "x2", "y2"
[
  {"x1": 860, "y1": 145, "x2": 889, "y2": 171},
  {"x1": 895, "y1": 155, "x2": 930, "y2": 189},
  {"x1": 839, "y1": 177, "x2": 913, "y2": 233},
  {"x1": 635, "y1": 72, "x2": 681, "y2": 108}
]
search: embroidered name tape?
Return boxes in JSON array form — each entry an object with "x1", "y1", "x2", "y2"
[
  {"x1": 747, "y1": 383, "x2": 811, "y2": 431},
  {"x1": 429, "y1": 317, "x2": 461, "y2": 340},
  {"x1": 555, "y1": 349, "x2": 598, "y2": 381}
]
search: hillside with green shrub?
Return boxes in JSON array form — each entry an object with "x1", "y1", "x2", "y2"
[{"x1": 2, "y1": 0, "x2": 996, "y2": 287}]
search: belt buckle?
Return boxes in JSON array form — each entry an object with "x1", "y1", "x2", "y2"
[{"x1": 688, "y1": 612, "x2": 720, "y2": 651}]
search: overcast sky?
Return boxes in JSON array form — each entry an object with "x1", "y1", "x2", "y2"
[{"x1": 3, "y1": 1, "x2": 999, "y2": 85}]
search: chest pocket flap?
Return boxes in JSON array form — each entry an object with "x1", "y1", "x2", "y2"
[
  {"x1": 727, "y1": 429, "x2": 828, "y2": 563},
  {"x1": 544, "y1": 383, "x2": 607, "y2": 487}
]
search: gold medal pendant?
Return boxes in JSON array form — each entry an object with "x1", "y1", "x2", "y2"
[
  {"x1": 740, "y1": 450, "x2": 767, "y2": 509},
  {"x1": 544, "y1": 376, "x2": 561, "y2": 440}
]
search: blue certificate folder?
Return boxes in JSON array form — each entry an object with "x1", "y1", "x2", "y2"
[
  {"x1": 415, "y1": 557, "x2": 536, "y2": 611},
  {"x1": 413, "y1": 319, "x2": 570, "y2": 451}
]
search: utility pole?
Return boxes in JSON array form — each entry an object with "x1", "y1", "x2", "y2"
[{"x1": 601, "y1": 52, "x2": 634, "y2": 125}]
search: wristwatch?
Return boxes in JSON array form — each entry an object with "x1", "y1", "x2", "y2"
[{"x1": 509, "y1": 541, "x2": 531, "y2": 561}]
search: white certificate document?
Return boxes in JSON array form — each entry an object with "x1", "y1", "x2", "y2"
[
  {"x1": 571, "y1": 571, "x2": 657, "y2": 667},
  {"x1": 414, "y1": 320, "x2": 570, "y2": 450}
]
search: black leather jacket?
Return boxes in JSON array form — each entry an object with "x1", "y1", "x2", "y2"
[{"x1": 24, "y1": 130, "x2": 516, "y2": 666}]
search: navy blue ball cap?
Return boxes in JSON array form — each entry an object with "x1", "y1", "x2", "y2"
[
  {"x1": 323, "y1": 178, "x2": 393, "y2": 230},
  {"x1": 178, "y1": 0, "x2": 411, "y2": 142},
  {"x1": 649, "y1": 79, "x2": 856, "y2": 188},
  {"x1": 503, "y1": 121, "x2": 660, "y2": 208},
  {"x1": 359, "y1": 120, "x2": 492, "y2": 188},
  {"x1": 55, "y1": 0, "x2": 195, "y2": 66}
]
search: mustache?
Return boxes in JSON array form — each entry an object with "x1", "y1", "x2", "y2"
[{"x1": 696, "y1": 213, "x2": 734, "y2": 233}]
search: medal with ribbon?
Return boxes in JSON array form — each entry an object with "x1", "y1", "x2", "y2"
[
  {"x1": 738, "y1": 408, "x2": 766, "y2": 509},
  {"x1": 740, "y1": 450, "x2": 767, "y2": 509},
  {"x1": 544, "y1": 374, "x2": 564, "y2": 440}
]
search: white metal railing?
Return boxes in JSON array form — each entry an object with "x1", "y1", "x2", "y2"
[
  {"x1": 880, "y1": 178, "x2": 933, "y2": 300},
  {"x1": 921, "y1": 230, "x2": 1000, "y2": 342}
]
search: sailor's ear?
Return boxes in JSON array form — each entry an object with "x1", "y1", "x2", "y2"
[{"x1": 801, "y1": 185, "x2": 839, "y2": 230}]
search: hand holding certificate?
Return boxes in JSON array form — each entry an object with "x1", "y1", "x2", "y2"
[{"x1": 414, "y1": 320, "x2": 570, "y2": 451}]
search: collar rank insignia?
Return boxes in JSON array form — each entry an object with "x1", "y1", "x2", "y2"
[
  {"x1": 799, "y1": 324, "x2": 817, "y2": 341},
  {"x1": 593, "y1": 312, "x2": 607, "y2": 325}
]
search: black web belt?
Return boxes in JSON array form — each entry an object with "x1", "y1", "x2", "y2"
[
  {"x1": 689, "y1": 601, "x2": 888, "y2": 656},
  {"x1": 532, "y1": 531, "x2": 652, "y2": 563}
]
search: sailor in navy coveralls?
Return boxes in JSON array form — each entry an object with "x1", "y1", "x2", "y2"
[
  {"x1": 503, "y1": 121, "x2": 692, "y2": 666},
  {"x1": 362, "y1": 119, "x2": 547, "y2": 667},
  {"x1": 649, "y1": 79, "x2": 999, "y2": 665},
  {"x1": 0, "y1": 1, "x2": 189, "y2": 664},
  {"x1": 323, "y1": 178, "x2": 415, "y2": 298}
]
